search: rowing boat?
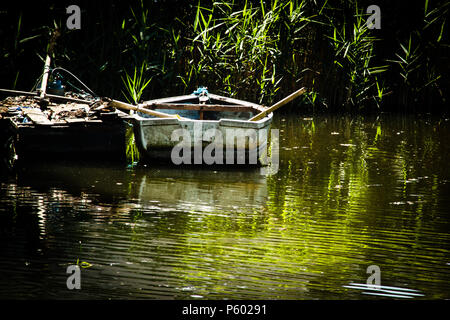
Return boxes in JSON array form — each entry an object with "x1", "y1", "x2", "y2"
[{"x1": 129, "y1": 88, "x2": 273, "y2": 165}]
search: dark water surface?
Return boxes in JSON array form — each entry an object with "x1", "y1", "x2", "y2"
[{"x1": 1, "y1": 114, "x2": 449, "y2": 299}]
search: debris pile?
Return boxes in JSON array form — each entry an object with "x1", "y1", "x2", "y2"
[{"x1": 0, "y1": 95, "x2": 113, "y2": 124}]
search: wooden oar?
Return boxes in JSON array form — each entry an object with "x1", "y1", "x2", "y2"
[
  {"x1": 108, "y1": 99, "x2": 188, "y2": 120},
  {"x1": 249, "y1": 87, "x2": 306, "y2": 121}
]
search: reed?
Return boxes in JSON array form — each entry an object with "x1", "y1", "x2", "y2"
[
  {"x1": 0, "y1": 0, "x2": 448, "y2": 112},
  {"x1": 121, "y1": 63, "x2": 152, "y2": 104},
  {"x1": 125, "y1": 122, "x2": 140, "y2": 166},
  {"x1": 326, "y1": 4, "x2": 388, "y2": 109},
  {"x1": 386, "y1": 0, "x2": 449, "y2": 108}
]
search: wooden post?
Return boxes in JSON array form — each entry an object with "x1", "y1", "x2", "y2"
[
  {"x1": 249, "y1": 88, "x2": 307, "y2": 121},
  {"x1": 39, "y1": 55, "x2": 51, "y2": 99},
  {"x1": 38, "y1": 29, "x2": 60, "y2": 102}
]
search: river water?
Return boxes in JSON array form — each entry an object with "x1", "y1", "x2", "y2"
[{"x1": 1, "y1": 114, "x2": 449, "y2": 299}]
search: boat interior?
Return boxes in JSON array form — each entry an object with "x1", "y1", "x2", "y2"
[{"x1": 137, "y1": 93, "x2": 268, "y2": 121}]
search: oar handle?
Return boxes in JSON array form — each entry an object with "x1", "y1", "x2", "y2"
[
  {"x1": 109, "y1": 99, "x2": 188, "y2": 120},
  {"x1": 249, "y1": 87, "x2": 307, "y2": 121}
]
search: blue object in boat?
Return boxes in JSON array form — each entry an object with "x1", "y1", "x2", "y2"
[
  {"x1": 192, "y1": 86, "x2": 208, "y2": 96},
  {"x1": 48, "y1": 79, "x2": 65, "y2": 96}
]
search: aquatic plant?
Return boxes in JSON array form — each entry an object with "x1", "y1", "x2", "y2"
[
  {"x1": 121, "y1": 63, "x2": 152, "y2": 104},
  {"x1": 125, "y1": 122, "x2": 140, "y2": 166},
  {"x1": 75, "y1": 241, "x2": 92, "y2": 269},
  {"x1": 326, "y1": 4, "x2": 388, "y2": 109},
  {"x1": 386, "y1": 0, "x2": 449, "y2": 108},
  {"x1": 0, "y1": 0, "x2": 448, "y2": 112}
]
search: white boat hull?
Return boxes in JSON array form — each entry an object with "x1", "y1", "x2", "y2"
[{"x1": 131, "y1": 112, "x2": 273, "y2": 165}]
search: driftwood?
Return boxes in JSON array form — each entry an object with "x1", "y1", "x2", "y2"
[
  {"x1": 0, "y1": 88, "x2": 95, "y2": 104},
  {"x1": 22, "y1": 108, "x2": 53, "y2": 125}
]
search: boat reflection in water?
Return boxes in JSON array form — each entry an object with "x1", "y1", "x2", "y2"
[
  {"x1": 136, "y1": 166, "x2": 268, "y2": 213},
  {"x1": 0, "y1": 161, "x2": 272, "y2": 299},
  {"x1": 6, "y1": 161, "x2": 269, "y2": 223}
]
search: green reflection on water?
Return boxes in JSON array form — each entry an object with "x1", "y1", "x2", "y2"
[
  {"x1": 1, "y1": 114, "x2": 449, "y2": 299},
  {"x1": 150, "y1": 115, "x2": 450, "y2": 299}
]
